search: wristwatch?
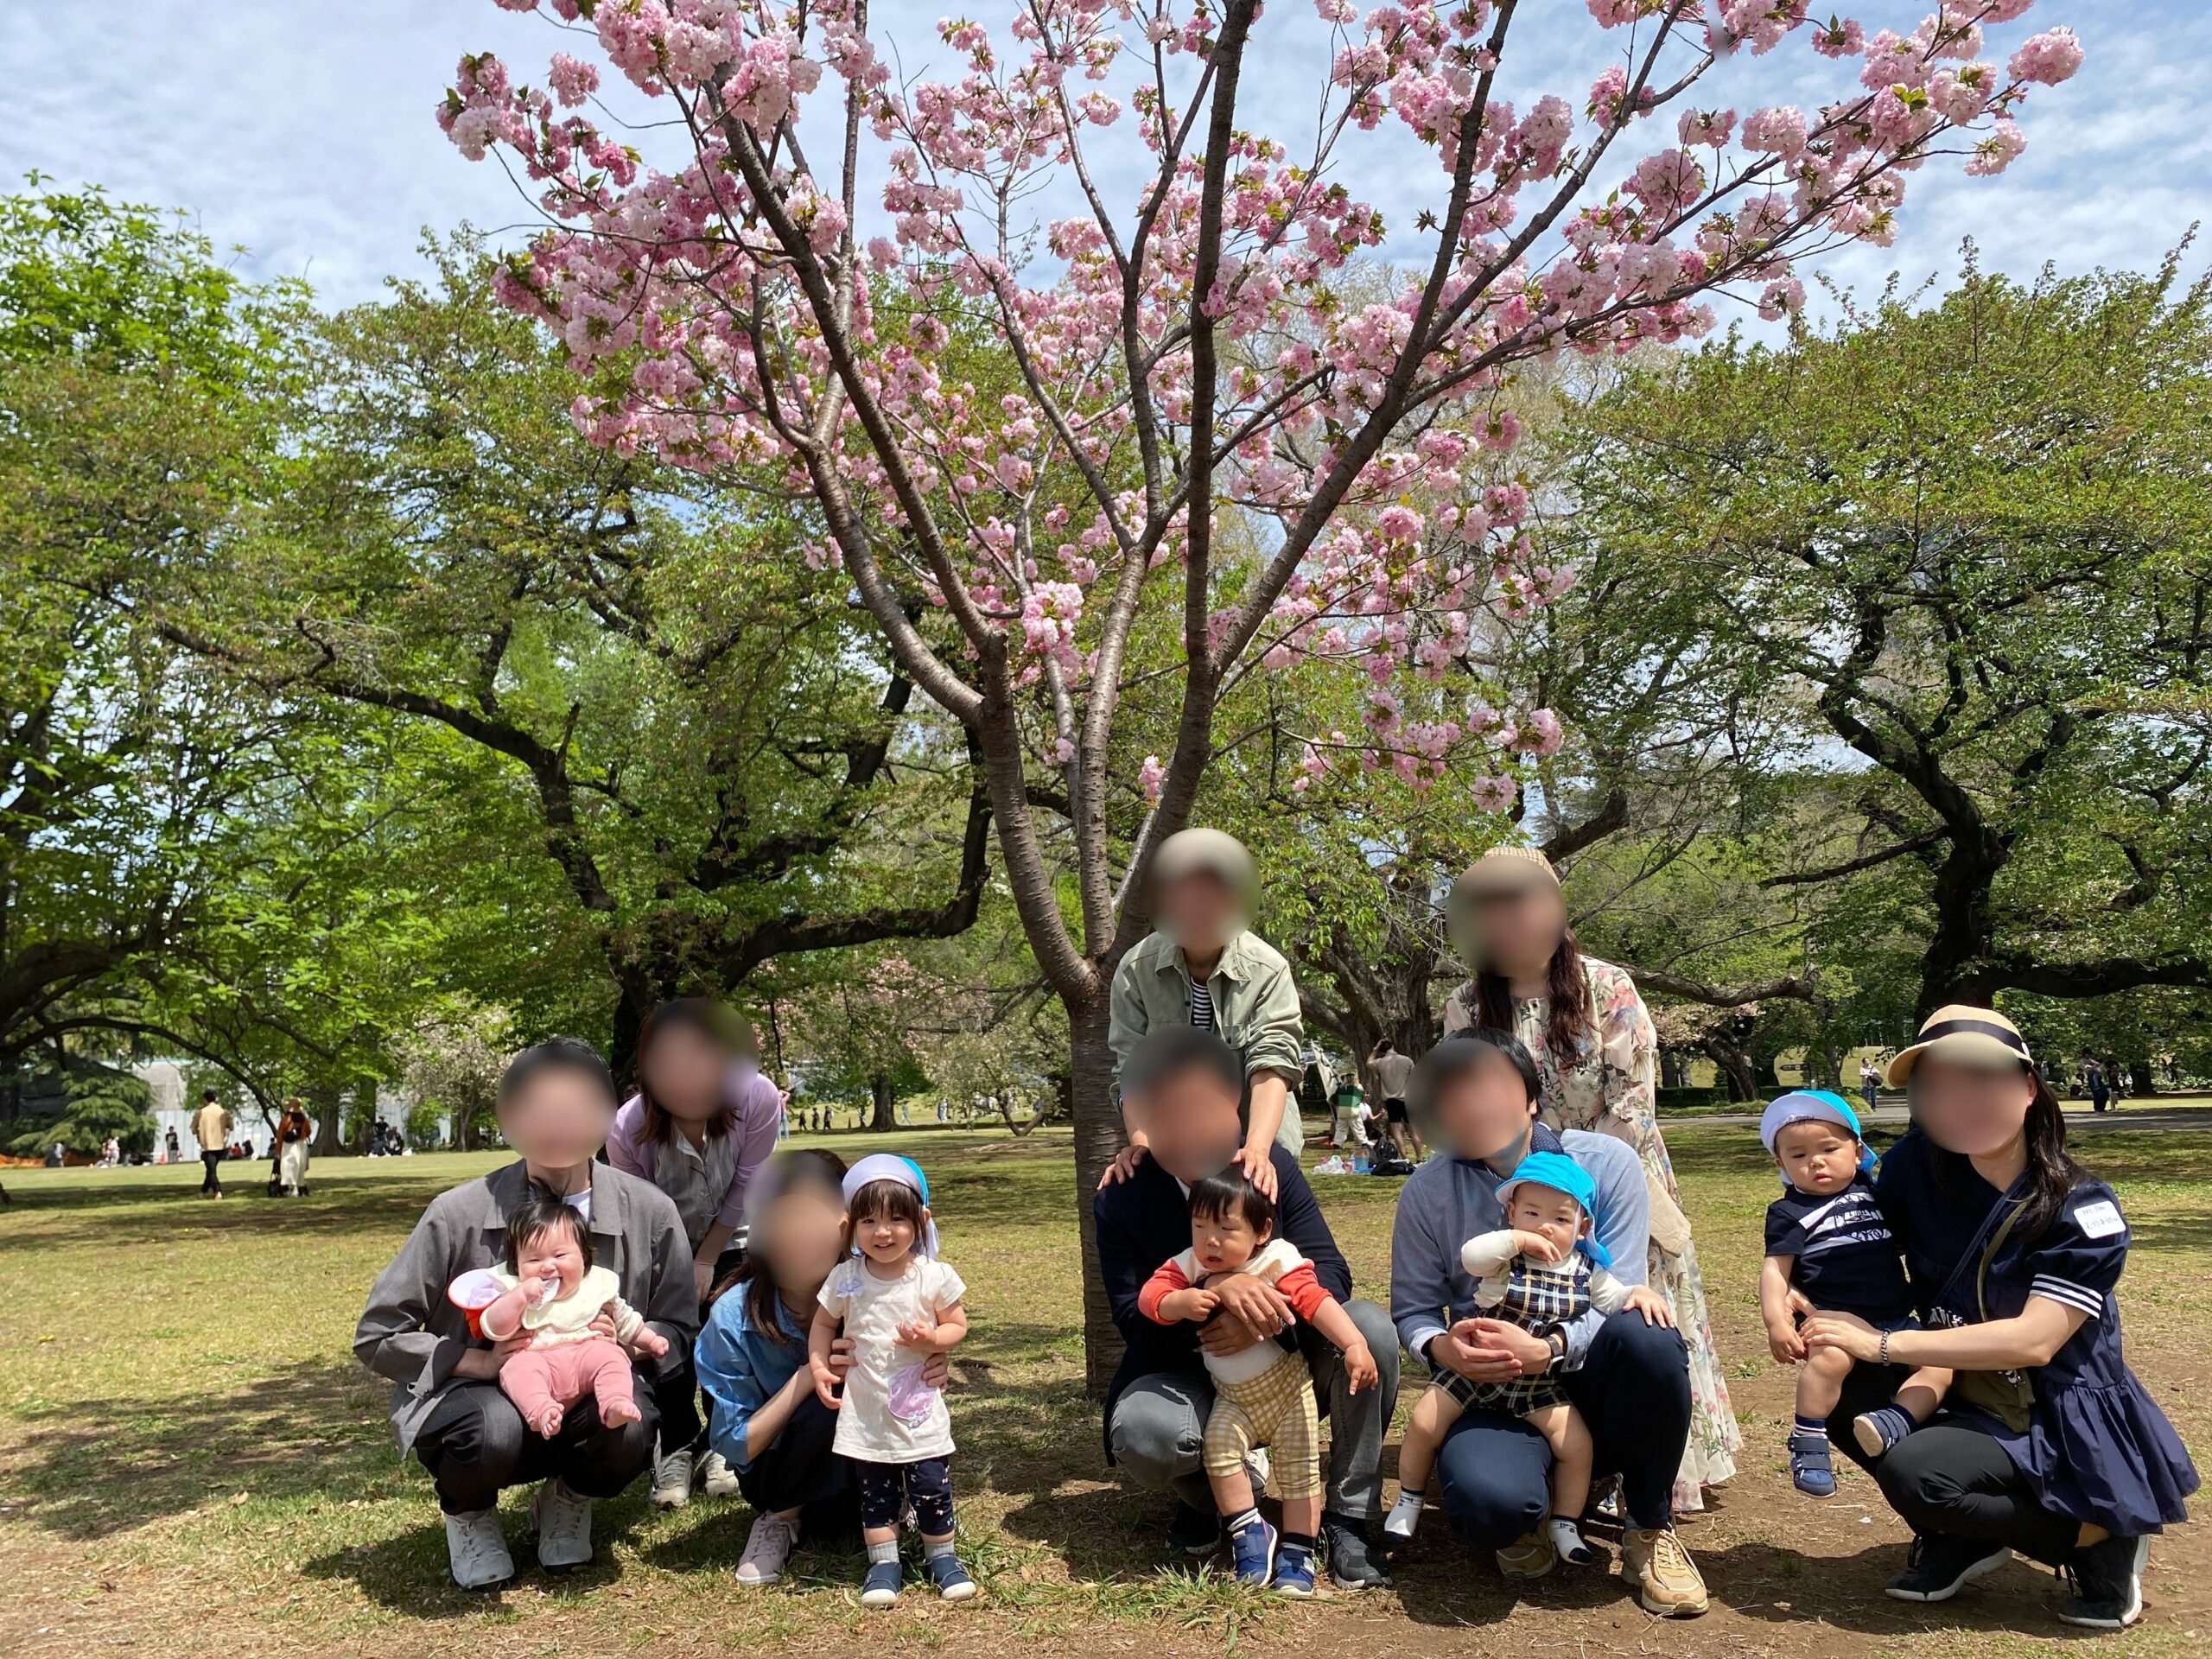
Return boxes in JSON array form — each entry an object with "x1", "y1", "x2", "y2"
[{"x1": 1542, "y1": 1327, "x2": 1568, "y2": 1373}]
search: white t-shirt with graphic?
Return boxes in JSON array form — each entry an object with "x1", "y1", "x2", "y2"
[{"x1": 817, "y1": 1254, "x2": 967, "y2": 1463}]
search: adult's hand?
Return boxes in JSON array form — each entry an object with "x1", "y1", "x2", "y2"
[
  {"x1": 1096, "y1": 1142, "x2": 1150, "y2": 1189},
  {"x1": 1433, "y1": 1317, "x2": 1550, "y2": 1383},
  {"x1": 692, "y1": 1256, "x2": 716, "y2": 1302},
  {"x1": 1210, "y1": 1272, "x2": 1296, "y2": 1338},
  {"x1": 829, "y1": 1332, "x2": 949, "y2": 1389},
  {"x1": 1197, "y1": 1306, "x2": 1271, "y2": 1357},
  {"x1": 1231, "y1": 1143, "x2": 1279, "y2": 1202},
  {"x1": 450, "y1": 1334, "x2": 527, "y2": 1381},
  {"x1": 1801, "y1": 1309, "x2": 1882, "y2": 1363}
]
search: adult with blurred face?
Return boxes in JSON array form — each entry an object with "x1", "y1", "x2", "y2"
[
  {"x1": 1093, "y1": 1027, "x2": 1402, "y2": 1590},
  {"x1": 1104, "y1": 829, "x2": 1306, "y2": 1201},
  {"x1": 1389, "y1": 1033, "x2": 1704, "y2": 1616},
  {"x1": 606, "y1": 997, "x2": 787, "y2": 1507},
  {"x1": 1800, "y1": 1007, "x2": 2196, "y2": 1629},
  {"x1": 355, "y1": 1038, "x2": 696, "y2": 1591},
  {"x1": 1440, "y1": 846, "x2": 1738, "y2": 1511}
]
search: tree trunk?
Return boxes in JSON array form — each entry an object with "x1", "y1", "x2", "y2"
[
  {"x1": 2127, "y1": 1059, "x2": 2156, "y2": 1097},
  {"x1": 1660, "y1": 1048, "x2": 1686, "y2": 1090},
  {"x1": 1700, "y1": 1032, "x2": 1758, "y2": 1101},
  {"x1": 869, "y1": 1074, "x2": 897, "y2": 1132},
  {"x1": 1066, "y1": 992, "x2": 1123, "y2": 1396},
  {"x1": 309, "y1": 1083, "x2": 342, "y2": 1157}
]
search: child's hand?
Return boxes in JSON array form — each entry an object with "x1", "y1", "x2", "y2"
[
  {"x1": 1164, "y1": 1287, "x2": 1221, "y2": 1324},
  {"x1": 1766, "y1": 1321, "x2": 1806, "y2": 1364},
  {"x1": 1340, "y1": 1339, "x2": 1380, "y2": 1395},
  {"x1": 1513, "y1": 1230, "x2": 1563, "y2": 1265},
  {"x1": 629, "y1": 1326, "x2": 671, "y2": 1359},
  {"x1": 1625, "y1": 1286, "x2": 1676, "y2": 1328},
  {"x1": 810, "y1": 1354, "x2": 843, "y2": 1410},
  {"x1": 895, "y1": 1316, "x2": 941, "y2": 1349}
]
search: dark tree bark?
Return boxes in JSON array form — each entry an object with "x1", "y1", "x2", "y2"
[{"x1": 868, "y1": 1074, "x2": 897, "y2": 1133}]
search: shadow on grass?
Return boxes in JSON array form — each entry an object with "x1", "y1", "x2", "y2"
[
  {"x1": 2, "y1": 1355, "x2": 386, "y2": 1540},
  {"x1": 1682, "y1": 1536, "x2": 2114, "y2": 1638},
  {"x1": 297, "y1": 1490, "x2": 657, "y2": 1615}
]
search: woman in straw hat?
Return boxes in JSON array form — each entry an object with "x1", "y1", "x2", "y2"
[
  {"x1": 1799, "y1": 1005, "x2": 2196, "y2": 1629},
  {"x1": 1441, "y1": 846, "x2": 1738, "y2": 1511}
]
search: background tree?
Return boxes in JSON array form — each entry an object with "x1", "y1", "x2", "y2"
[{"x1": 444, "y1": 0, "x2": 2087, "y2": 1383}]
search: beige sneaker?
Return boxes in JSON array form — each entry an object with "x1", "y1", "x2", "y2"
[
  {"x1": 1622, "y1": 1527, "x2": 1708, "y2": 1618},
  {"x1": 1496, "y1": 1529, "x2": 1559, "y2": 1580}
]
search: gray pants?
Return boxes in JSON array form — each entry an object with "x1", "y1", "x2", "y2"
[{"x1": 1107, "y1": 1297, "x2": 1399, "y2": 1521}]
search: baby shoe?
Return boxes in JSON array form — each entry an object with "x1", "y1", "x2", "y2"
[
  {"x1": 1229, "y1": 1514, "x2": 1279, "y2": 1588},
  {"x1": 1789, "y1": 1431, "x2": 1837, "y2": 1498},
  {"x1": 926, "y1": 1552, "x2": 977, "y2": 1601},
  {"x1": 860, "y1": 1558, "x2": 904, "y2": 1608},
  {"x1": 1271, "y1": 1539, "x2": 1317, "y2": 1598}
]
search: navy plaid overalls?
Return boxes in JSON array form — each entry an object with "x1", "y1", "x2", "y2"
[{"x1": 1443, "y1": 1254, "x2": 1592, "y2": 1415}]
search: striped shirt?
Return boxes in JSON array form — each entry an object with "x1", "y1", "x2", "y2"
[{"x1": 1188, "y1": 977, "x2": 1216, "y2": 1030}]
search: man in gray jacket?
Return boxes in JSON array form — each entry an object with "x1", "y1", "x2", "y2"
[{"x1": 355, "y1": 1038, "x2": 696, "y2": 1590}]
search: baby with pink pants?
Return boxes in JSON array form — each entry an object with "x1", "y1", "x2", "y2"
[{"x1": 468, "y1": 1188, "x2": 669, "y2": 1439}]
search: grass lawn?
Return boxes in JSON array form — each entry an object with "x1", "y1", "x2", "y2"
[{"x1": 1, "y1": 1116, "x2": 2205, "y2": 1659}]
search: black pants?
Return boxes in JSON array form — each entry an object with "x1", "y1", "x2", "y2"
[
  {"x1": 659, "y1": 1245, "x2": 749, "y2": 1452},
  {"x1": 413, "y1": 1378, "x2": 658, "y2": 1516},
  {"x1": 858, "y1": 1457, "x2": 954, "y2": 1535},
  {"x1": 1875, "y1": 1421, "x2": 2082, "y2": 1566},
  {"x1": 736, "y1": 1392, "x2": 860, "y2": 1538},
  {"x1": 200, "y1": 1151, "x2": 226, "y2": 1194},
  {"x1": 1435, "y1": 1310, "x2": 1690, "y2": 1544}
]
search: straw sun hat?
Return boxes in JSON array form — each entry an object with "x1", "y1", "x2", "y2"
[{"x1": 1884, "y1": 1004, "x2": 2035, "y2": 1089}]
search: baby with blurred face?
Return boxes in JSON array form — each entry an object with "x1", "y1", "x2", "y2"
[{"x1": 1758, "y1": 1092, "x2": 1951, "y2": 1497}]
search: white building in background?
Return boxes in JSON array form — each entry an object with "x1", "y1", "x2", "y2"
[{"x1": 130, "y1": 1059, "x2": 446, "y2": 1160}]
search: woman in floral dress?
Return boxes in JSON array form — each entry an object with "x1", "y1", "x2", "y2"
[{"x1": 1441, "y1": 846, "x2": 1739, "y2": 1513}]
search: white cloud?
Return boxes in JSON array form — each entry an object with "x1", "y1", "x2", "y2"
[{"x1": 2, "y1": 0, "x2": 2202, "y2": 322}]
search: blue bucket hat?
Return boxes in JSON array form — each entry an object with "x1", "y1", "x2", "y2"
[
  {"x1": 1759, "y1": 1090, "x2": 1876, "y2": 1173},
  {"x1": 1493, "y1": 1150, "x2": 1611, "y2": 1269}
]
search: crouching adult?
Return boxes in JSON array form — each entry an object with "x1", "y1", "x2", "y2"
[
  {"x1": 1388, "y1": 1031, "x2": 1707, "y2": 1616},
  {"x1": 1093, "y1": 1028, "x2": 1402, "y2": 1590},
  {"x1": 354, "y1": 1038, "x2": 697, "y2": 1589}
]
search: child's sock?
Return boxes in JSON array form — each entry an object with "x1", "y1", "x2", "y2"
[
  {"x1": 1547, "y1": 1516, "x2": 1594, "y2": 1565},
  {"x1": 1281, "y1": 1530, "x2": 1315, "y2": 1552},
  {"x1": 1224, "y1": 1506, "x2": 1262, "y2": 1535},
  {"x1": 1853, "y1": 1405, "x2": 1916, "y2": 1458},
  {"x1": 1791, "y1": 1413, "x2": 1829, "y2": 1443},
  {"x1": 867, "y1": 1540, "x2": 900, "y2": 1567},
  {"x1": 923, "y1": 1536, "x2": 957, "y2": 1561},
  {"x1": 1384, "y1": 1488, "x2": 1425, "y2": 1539}
]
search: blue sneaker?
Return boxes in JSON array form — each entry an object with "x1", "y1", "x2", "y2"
[
  {"x1": 1789, "y1": 1431, "x2": 1836, "y2": 1497},
  {"x1": 926, "y1": 1552, "x2": 977, "y2": 1601},
  {"x1": 1229, "y1": 1514, "x2": 1278, "y2": 1588},
  {"x1": 1272, "y1": 1539, "x2": 1317, "y2": 1598},
  {"x1": 860, "y1": 1557, "x2": 904, "y2": 1607}
]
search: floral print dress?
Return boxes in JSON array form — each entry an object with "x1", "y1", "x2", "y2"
[{"x1": 1444, "y1": 954, "x2": 1739, "y2": 1510}]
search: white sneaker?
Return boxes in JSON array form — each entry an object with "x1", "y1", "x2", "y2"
[
  {"x1": 443, "y1": 1508, "x2": 515, "y2": 1591},
  {"x1": 699, "y1": 1449, "x2": 740, "y2": 1499},
  {"x1": 1246, "y1": 1446, "x2": 1271, "y2": 1493},
  {"x1": 651, "y1": 1444, "x2": 694, "y2": 1510},
  {"x1": 533, "y1": 1478, "x2": 594, "y2": 1572},
  {"x1": 735, "y1": 1511, "x2": 798, "y2": 1586}
]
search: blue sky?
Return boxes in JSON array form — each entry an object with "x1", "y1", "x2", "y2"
[{"x1": 3, "y1": 2, "x2": 2206, "y2": 320}]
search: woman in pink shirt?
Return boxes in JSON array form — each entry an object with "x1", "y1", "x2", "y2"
[{"x1": 606, "y1": 997, "x2": 786, "y2": 1506}]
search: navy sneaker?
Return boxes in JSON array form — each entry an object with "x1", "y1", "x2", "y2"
[
  {"x1": 860, "y1": 1558, "x2": 904, "y2": 1608},
  {"x1": 1789, "y1": 1431, "x2": 1836, "y2": 1497},
  {"x1": 1885, "y1": 1535, "x2": 2012, "y2": 1602},
  {"x1": 1229, "y1": 1514, "x2": 1278, "y2": 1589},
  {"x1": 2061, "y1": 1534, "x2": 2149, "y2": 1629},
  {"x1": 1271, "y1": 1539, "x2": 1316, "y2": 1598},
  {"x1": 926, "y1": 1552, "x2": 978, "y2": 1602}
]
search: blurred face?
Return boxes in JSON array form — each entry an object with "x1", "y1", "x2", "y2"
[
  {"x1": 497, "y1": 1069, "x2": 617, "y2": 1170},
  {"x1": 1432, "y1": 1047, "x2": 1539, "y2": 1161},
  {"x1": 1911, "y1": 1057, "x2": 2035, "y2": 1160},
  {"x1": 1159, "y1": 870, "x2": 1236, "y2": 955},
  {"x1": 641, "y1": 1021, "x2": 739, "y2": 1120},
  {"x1": 1774, "y1": 1120, "x2": 1859, "y2": 1194},
  {"x1": 854, "y1": 1200, "x2": 922, "y2": 1267},
  {"x1": 1506, "y1": 1185, "x2": 1586, "y2": 1258},
  {"x1": 1141, "y1": 1065, "x2": 1244, "y2": 1183},
  {"x1": 1192, "y1": 1205, "x2": 1267, "y2": 1274},
  {"x1": 757, "y1": 1185, "x2": 848, "y2": 1296},
  {"x1": 1470, "y1": 885, "x2": 1566, "y2": 976},
  {"x1": 516, "y1": 1224, "x2": 587, "y2": 1297}
]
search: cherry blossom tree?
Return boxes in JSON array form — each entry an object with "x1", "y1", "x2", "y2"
[{"x1": 440, "y1": 0, "x2": 2082, "y2": 1380}]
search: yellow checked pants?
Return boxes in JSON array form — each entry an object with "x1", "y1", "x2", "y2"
[{"x1": 1202, "y1": 1352, "x2": 1322, "y2": 1498}]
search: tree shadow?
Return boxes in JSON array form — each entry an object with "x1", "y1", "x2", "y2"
[
  {"x1": 3, "y1": 1354, "x2": 386, "y2": 1540},
  {"x1": 297, "y1": 1491, "x2": 653, "y2": 1614},
  {"x1": 1689, "y1": 1537, "x2": 2112, "y2": 1637}
]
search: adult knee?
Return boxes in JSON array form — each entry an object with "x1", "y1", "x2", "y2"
[
  {"x1": 1596, "y1": 1312, "x2": 1688, "y2": 1405},
  {"x1": 1109, "y1": 1384, "x2": 1205, "y2": 1491},
  {"x1": 1873, "y1": 1428, "x2": 1957, "y2": 1527},
  {"x1": 1435, "y1": 1426, "x2": 1546, "y2": 1548}
]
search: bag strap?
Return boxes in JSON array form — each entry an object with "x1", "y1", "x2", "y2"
[
  {"x1": 1974, "y1": 1202, "x2": 2027, "y2": 1322},
  {"x1": 1934, "y1": 1176, "x2": 2027, "y2": 1318}
]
